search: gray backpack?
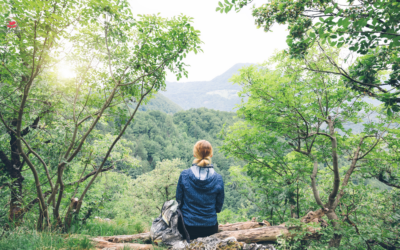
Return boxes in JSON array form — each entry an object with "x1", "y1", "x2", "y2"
[{"x1": 150, "y1": 200, "x2": 190, "y2": 246}]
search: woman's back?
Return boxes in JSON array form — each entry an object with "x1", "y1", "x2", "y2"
[
  {"x1": 176, "y1": 165, "x2": 224, "y2": 226},
  {"x1": 176, "y1": 140, "x2": 225, "y2": 239}
]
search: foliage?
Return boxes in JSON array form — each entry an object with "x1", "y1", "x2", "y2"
[
  {"x1": 217, "y1": 0, "x2": 400, "y2": 111},
  {"x1": 64, "y1": 108, "x2": 254, "y2": 224},
  {"x1": 0, "y1": 107, "x2": 255, "y2": 240},
  {"x1": 217, "y1": 208, "x2": 250, "y2": 224},
  {"x1": 122, "y1": 109, "x2": 253, "y2": 213},
  {"x1": 119, "y1": 159, "x2": 184, "y2": 219},
  {"x1": 221, "y1": 46, "x2": 399, "y2": 248},
  {"x1": 360, "y1": 125, "x2": 400, "y2": 189},
  {"x1": 0, "y1": 0, "x2": 201, "y2": 229}
]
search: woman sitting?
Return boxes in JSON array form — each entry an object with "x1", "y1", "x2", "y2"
[{"x1": 176, "y1": 140, "x2": 225, "y2": 240}]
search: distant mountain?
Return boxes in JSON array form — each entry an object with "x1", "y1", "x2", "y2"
[
  {"x1": 162, "y1": 63, "x2": 252, "y2": 112},
  {"x1": 139, "y1": 93, "x2": 183, "y2": 114}
]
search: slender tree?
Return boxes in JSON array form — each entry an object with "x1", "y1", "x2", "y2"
[
  {"x1": 222, "y1": 46, "x2": 397, "y2": 247},
  {"x1": 0, "y1": 0, "x2": 201, "y2": 230}
]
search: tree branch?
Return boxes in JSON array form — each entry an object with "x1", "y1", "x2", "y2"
[{"x1": 65, "y1": 165, "x2": 114, "y2": 186}]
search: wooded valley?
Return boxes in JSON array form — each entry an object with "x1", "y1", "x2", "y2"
[{"x1": 0, "y1": 0, "x2": 399, "y2": 249}]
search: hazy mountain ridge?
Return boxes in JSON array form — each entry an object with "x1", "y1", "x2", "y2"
[
  {"x1": 161, "y1": 63, "x2": 252, "y2": 112},
  {"x1": 145, "y1": 64, "x2": 383, "y2": 119}
]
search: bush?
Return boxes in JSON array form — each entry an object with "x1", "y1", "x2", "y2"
[{"x1": 218, "y1": 209, "x2": 249, "y2": 224}]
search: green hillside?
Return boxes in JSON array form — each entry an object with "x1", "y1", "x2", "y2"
[
  {"x1": 138, "y1": 93, "x2": 183, "y2": 114},
  {"x1": 116, "y1": 108, "x2": 252, "y2": 213}
]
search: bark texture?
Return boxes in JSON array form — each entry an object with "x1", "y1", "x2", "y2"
[
  {"x1": 100, "y1": 233, "x2": 152, "y2": 243},
  {"x1": 92, "y1": 237, "x2": 153, "y2": 250},
  {"x1": 213, "y1": 226, "x2": 290, "y2": 243},
  {"x1": 218, "y1": 221, "x2": 267, "y2": 232},
  {"x1": 93, "y1": 208, "x2": 329, "y2": 248}
]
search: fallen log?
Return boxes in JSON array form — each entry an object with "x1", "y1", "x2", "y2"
[
  {"x1": 218, "y1": 221, "x2": 267, "y2": 232},
  {"x1": 98, "y1": 221, "x2": 270, "y2": 243},
  {"x1": 93, "y1": 208, "x2": 329, "y2": 247},
  {"x1": 212, "y1": 224, "x2": 325, "y2": 243},
  {"x1": 214, "y1": 208, "x2": 329, "y2": 243},
  {"x1": 100, "y1": 232, "x2": 151, "y2": 243},
  {"x1": 218, "y1": 208, "x2": 328, "y2": 232},
  {"x1": 92, "y1": 237, "x2": 153, "y2": 249},
  {"x1": 214, "y1": 226, "x2": 289, "y2": 243}
]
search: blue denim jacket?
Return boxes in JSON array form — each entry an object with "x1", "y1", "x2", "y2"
[{"x1": 175, "y1": 166, "x2": 224, "y2": 226}]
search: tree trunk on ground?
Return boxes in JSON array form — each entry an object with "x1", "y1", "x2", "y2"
[
  {"x1": 93, "y1": 208, "x2": 329, "y2": 248},
  {"x1": 213, "y1": 208, "x2": 329, "y2": 243},
  {"x1": 218, "y1": 221, "x2": 267, "y2": 232},
  {"x1": 214, "y1": 225, "x2": 291, "y2": 243},
  {"x1": 92, "y1": 237, "x2": 153, "y2": 250},
  {"x1": 100, "y1": 233, "x2": 152, "y2": 243}
]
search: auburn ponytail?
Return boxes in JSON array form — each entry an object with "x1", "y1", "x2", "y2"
[{"x1": 192, "y1": 140, "x2": 213, "y2": 167}]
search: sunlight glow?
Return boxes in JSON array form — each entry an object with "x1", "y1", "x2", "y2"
[{"x1": 57, "y1": 61, "x2": 76, "y2": 79}]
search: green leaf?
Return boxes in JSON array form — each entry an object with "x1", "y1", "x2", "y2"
[
  {"x1": 225, "y1": 6, "x2": 230, "y2": 13},
  {"x1": 324, "y1": 7, "x2": 333, "y2": 14}
]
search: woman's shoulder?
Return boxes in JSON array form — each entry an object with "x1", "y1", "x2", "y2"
[
  {"x1": 180, "y1": 168, "x2": 192, "y2": 177},
  {"x1": 214, "y1": 172, "x2": 224, "y2": 182}
]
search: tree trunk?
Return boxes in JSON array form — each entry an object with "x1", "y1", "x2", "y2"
[
  {"x1": 214, "y1": 225, "x2": 291, "y2": 243},
  {"x1": 100, "y1": 233, "x2": 152, "y2": 243},
  {"x1": 214, "y1": 208, "x2": 328, "y2": 243},
  {"x1": 64, "y1": 198, "x2": 79, "y2": 231},
  {"x1": 37, "y1": 206, "x2": 44, "y2": 231},
  {"x1": 94, "y1": 208, "x2": 329, "y2": 246},
  {"x1": 218, "y1": 221, "x2": 266, "y2": 232},
  {"x1": 7, "y1": 133, "x2": 25, "y2": 222},
  {"x1": 326, "y1": 210, "x2": 342, "y2": 247},
  {"x1": 92, "y1": 237, "x2": 153, "y2": 250},
  {"x1": 8, "y1": 171, "x2": 24, "y2": 221},
  {"x1": 98, "y1": 221, "x2": 324, "y2": 246}
]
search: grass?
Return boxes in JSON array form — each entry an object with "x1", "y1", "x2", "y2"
[
  {"x1": 0, "y1": 227, "x2": 94, "y2": 250},
  {"x1": 0, "y1": 217, "x2": 150, "y2": 249},
  {"x1": 69, "y1": 217, "x2": 146, "y2": 236}
]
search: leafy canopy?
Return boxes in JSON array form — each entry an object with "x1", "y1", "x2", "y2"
[{"x1": 217, "y1": 0, "x2": 400, "y2": 112}]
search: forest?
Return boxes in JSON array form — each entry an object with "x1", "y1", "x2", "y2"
[{"x1": 0, "y1": 0, "x2": 399, "y2": 249}]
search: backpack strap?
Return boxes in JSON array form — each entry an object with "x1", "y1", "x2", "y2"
[{"x1": 176, "y1": 208, "x2": 190, "y2": 243}]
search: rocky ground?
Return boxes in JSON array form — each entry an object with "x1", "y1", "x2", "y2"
[{"x1": 172, "y1": 236, "x2": 276, "y2": 250}]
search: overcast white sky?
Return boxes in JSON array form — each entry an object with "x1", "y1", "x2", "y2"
[{"x1": 128, "y1": 0, "x2": 289, "y2": 82}]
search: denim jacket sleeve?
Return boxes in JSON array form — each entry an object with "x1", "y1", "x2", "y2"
[
  {"x1": 215, "y1": 177, "x2": 224, "y2": 213},
  {"x1": 176, "y1": 173, "x2": 184, "y2": 206}
]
